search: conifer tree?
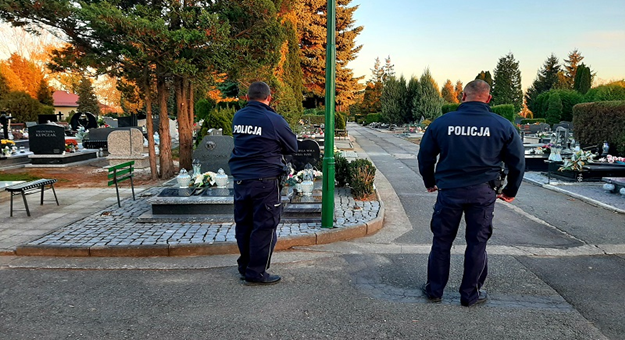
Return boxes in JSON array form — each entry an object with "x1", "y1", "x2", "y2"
[
  {"x1": 413, "y1": 68, "x2": 443, "y2": 121},
  {"x1": 475, "y1": 71, "x2": 493, "y2": 86},
  {"x1": 546, "y1": 92, "x2": 562, "y2": 126},
  {"x1": 76, "y1": 75, "x2": 101, "y2": 116},
  {"x1": 298, "y1": 0, "x2": 364, "y2": 109},
  {"x1": 380, "y1": 76, "x2": 405, "y2": 124},
  {"x1": 491, "y1": 53, "x2": 523, "y2": 112},
  {"x1": 382, "y1": 56, "x2": 395, "y2": 83},
  {"x1": 441, "y1": 79, "x2": 458, "y2": 103},
  {"x1": 36, "y1": 79, "x2": 54, "y2": 106},
  {"x1": 455, "y1": 80, "x2": 463, "y2": 103},
  {"x1": 562, "y1": 49, "x2": 584, "y2": 89},
  {"x1": 574, "y1": 63, "x2": 592, "y2": 94},
  {"x1": 406, "y1": 77, "x2": 419, "y2": 122},
  {"x1": 525, "y1": 54, "x2": 561, "y2": 113}
]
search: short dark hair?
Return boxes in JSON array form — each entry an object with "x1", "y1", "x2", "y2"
[{"x1": 247, "y1": 81, "x2": 271, "y2": 101}]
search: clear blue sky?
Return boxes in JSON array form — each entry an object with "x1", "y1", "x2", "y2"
[{"x1": 350, "y1": 0, "x2": 625, "y2": 91}]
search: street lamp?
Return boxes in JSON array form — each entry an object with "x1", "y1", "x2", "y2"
[{"x1": 321, "y1": 0, "x2": 336, "y2": 228}]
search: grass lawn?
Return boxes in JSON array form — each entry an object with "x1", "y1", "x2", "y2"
[{"x1": 0, "y1": 173, "x2": 42, "y2": 182}]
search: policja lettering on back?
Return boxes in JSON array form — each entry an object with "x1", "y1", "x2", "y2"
[
  {"x1": 447, "y1": 125, "x2": 491, "y2": 137},
  {"x1": 233, "y1": 124, "x2": 263, "y2": 136}
]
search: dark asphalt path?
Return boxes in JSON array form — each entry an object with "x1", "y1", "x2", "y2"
[{"x1": 0, "y1": 123, "x2": 623, "y2": 339}]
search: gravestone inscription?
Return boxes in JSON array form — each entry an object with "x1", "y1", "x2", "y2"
[
  {"x1": 288, "y1": 139, "x2": 321, "y2": 171},
  {"x1": 28, "y1": 124, "x2": 65, "y2": 154},
  {"x1": 192, "y1": 135, "x2": 234, "y2": 175}
]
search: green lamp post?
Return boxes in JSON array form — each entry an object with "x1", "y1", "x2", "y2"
[{"x1": 321, "y1": 0, "x2": 336, "y2": 228}]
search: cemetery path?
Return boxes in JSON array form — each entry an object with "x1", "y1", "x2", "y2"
[{"x1": 0, "y1": 123, "x2": 623, "y2": 339}]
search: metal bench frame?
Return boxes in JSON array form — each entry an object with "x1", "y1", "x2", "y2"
[
  {"x1": 108, "y1": 161, "x2": 136, "y2": 207},
  {"x1": 5, "y1": 179, "x2": 59, "y2": 217}
]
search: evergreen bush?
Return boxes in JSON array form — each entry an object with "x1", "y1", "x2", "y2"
[
  {"x1": 491, "y1": 104, "x2": 516, "y2": 123},
  {"x1": 334, "y1": 152, "x2": 350, "y2": 187},
  {"x1": 348, "y1": 158, "x2": 376, "y2": 199},
  {"x1": 365, "y1": 113, "x2": 382, "y2": 124},
  {"x1": 573, "y1": 101, "x2": 625, "y2": 155}
]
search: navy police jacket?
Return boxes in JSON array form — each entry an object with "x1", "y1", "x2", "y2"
[
  {"x1": 229, "y1": 101, "x2": 298, "y2": 181},
  {"x1": 417, "y1": 101, "x2": 525, "y2": 197}
]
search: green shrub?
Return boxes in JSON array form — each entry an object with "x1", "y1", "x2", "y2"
[
  {"x1": 334, "y1": 152, "x2": 350, "y2": 187},
  {"x1": 520, "y1": 118, "x2": 547, "y2": 124},
  {"x1": 545, "y1": 93, "x2": 563, "y2": 126},
  {"x1": 348, "y1": 158, "x2": 376, "y2": 199},
  {"x1": 195, "y1": 106, "x2": 235, "y2": 146},
  {"x1": 442, "y1": 103, "x2": 460, "y2": 114},
  {"x1": 365, "y1": 113, "x2": 382, "y2": 124},
  {"x1": 491, "y1": 104, "x2": 516, "y2": 123},
  {"x1": 335, "y1": 111, "x2": 347, "y2": 130},
  {"x1": 573, "y1": 101, "x2": 625, "y2": 155}
]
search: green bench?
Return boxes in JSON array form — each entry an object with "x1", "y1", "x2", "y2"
[
  {"x1": 5, "y1": 179, "x2": 59, "y2": 217},
  {"x1": 108, "y1": 161, "x2": 136, "y2": 207}
]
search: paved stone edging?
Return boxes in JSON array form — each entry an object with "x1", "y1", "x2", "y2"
[{"x1": 13, "y1": 187, "x2": 384, "y2": 257}]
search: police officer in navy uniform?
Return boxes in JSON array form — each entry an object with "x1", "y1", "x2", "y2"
[
  {"x1": 417, "y1": 79, "x2": 525, "y2": 306},
  {"x1": 229, "y1": 81, "x2": 298, "y2": 285}
]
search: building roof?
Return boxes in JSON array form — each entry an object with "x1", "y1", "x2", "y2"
[{"x1": 53, "y1": 91, "x2": 79, "y2": 107}]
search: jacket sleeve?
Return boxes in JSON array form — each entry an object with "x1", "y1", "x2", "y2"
[
  {"x1": 277, "y1": 118, "x2": 298, "y2": 155},
  {"x1": 417, "y1": 127, "x2": 439, "y2": 188},
  {"x1": 501, "y1": 127, "x2": 526, "y2": 197}
]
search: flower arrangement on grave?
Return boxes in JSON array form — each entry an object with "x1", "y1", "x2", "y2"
[
  {"x1": 1, "y1": 139, "x2": 15, "y2": 147},
  {"x1": 192, "y1": 171, "x2": 217, "y2": 188},
  {"x1": 75, "y1": 126, "x2": 88, "y2": 141},
  {"x1": 284, "y1": 167, "x2": 323, "y2": 186},
  {"x1": 598, "y1": 154, "x2": 625, "y2": 164},
  {"x1": 65, "y1": 140, "x2": 78, "y2": 152},
  {"x1": 558, "y1": 150, "x2": 595, "y2": 172}
]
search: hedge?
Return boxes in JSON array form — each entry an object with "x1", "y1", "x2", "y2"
[
  {"x1": 573, "y1": 101, "x2": 625, "y2": 155},
  {"x1": 442, "y1": 103, "x2": 460, "y2": 114},
  {"x1": 366, "y1": 113, "x2": 383, "y2": 124},
  {"x1": 491, "y1": 104, "x2": 516, "y2": 123}
]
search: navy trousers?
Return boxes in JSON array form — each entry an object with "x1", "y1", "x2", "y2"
[
  {"x1": 234, "y1": 178, "x2": 282, "y2": 281},
  {"x1": 426, "y1": 183, "x2": 495, "y2": 305}
]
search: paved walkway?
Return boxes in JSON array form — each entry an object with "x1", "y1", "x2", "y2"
[{"x1": 1, "y1": 133, "x2": 623, "y2": 257}]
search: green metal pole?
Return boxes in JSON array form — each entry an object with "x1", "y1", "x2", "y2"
[{"x1": 322, "y1": 0, "x2": 336, "y2": 228}]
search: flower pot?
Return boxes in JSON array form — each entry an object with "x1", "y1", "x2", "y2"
[{"x1": 300, "y1": 180, "x2": 314, "y2": 196}]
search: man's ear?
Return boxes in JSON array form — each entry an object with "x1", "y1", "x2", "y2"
[
  {"x1": 462, "y1": 93, "x2": 467, "y2": 102},
  {"x1": 485, "y1": 94, "x2": 492, "y2": 103}
]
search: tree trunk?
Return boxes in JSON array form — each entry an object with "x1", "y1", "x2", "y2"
[
  {"x1": 176, "y1": 77, "x2": 193, "y2": 172},
  {"x1": 143, "y1": 71, "x2": 158, "y2": 180},
  {"x1": 157, "y1": 73, "x2": 174, "y2": 179}
]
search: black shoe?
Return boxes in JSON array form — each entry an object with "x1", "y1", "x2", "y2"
[
  {"x1": 244, "y1": 274, "x2": 281, "y2": 286},
  {"x1": 239, "y1": 274, "x2": 245, "y2": 280},
  {"x1": 461, "y1": 289, "x2": 488, "y2": 307},
  {"x1": 421, "y1": 284, "x2": 442, "y2": 303}
]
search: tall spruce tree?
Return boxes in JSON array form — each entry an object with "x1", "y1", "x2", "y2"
[
  {"x1": 413, "y1": 68, "x2": 443, "y2": 121},
  {"x1": 298, "y1": 0, "x2": 364, "y2": 109},
  {"x1": 36, "y1": 79, "x2": 53, "y2": 106},
  {"x1": 406, "y1": 77, "x2": 419, "y2": 122},
  {"x1": 525, "y1": 54, "x2": 561, "y2": 113},
  {"x1": 491, "y1": 53, "x2": 523, "y2": 112},
  {"x1": 76, "y1": 75, "x2": 101, "y2": 116},
  {"x1": 562, "y1": 49, "x2": 584, "y2": 89},
  {"x1": 382, "y1": 56, "x2": 395, "y2": 83}
]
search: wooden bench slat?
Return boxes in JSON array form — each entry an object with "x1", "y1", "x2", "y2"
[
  {"x1": 108, "y1": 161, "x2": 135, "y2": 172},
  {"x1": 108, "y1": 174, "x2": 133, "y2": 186}
]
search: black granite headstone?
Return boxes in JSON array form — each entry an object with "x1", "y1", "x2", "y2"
[
  {"x1": 38, "y1": 114, "x2": 58, "y2": 124},
  {"x1": 28, "y1": 124, "x2": 65, "y2": 154},
  {"x1": 288, "y1": 140, "x2": 321, "y2": 171},
  {"x1": 70, "y1": 112, "x2": 98, "y2": 130},
  {"x1": 118, "y1": 114, "x2": 137, "y2": 127},
  {"x1": 192, "y1": 135, "x2": 234, "y2": 175}
]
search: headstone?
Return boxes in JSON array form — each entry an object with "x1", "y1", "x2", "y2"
[
  {"x1": 38, "y1": 114, "x2": 58, "y2": 124},
  {"x1": 70, "y1": 112, "x2": 98, "y2": 130},
  {"x1": 288, "y1": 140, "x2": 321, "y2": 171},
  {"x1": 554, "y1": 126, "x2": 570, "y2": 147},
  {"x1": 553, "y1": 121, "x2": 573, "y2": 132},
  {"x1": 193, "y1": 135, "x2": 234, "y2": 175},
  {"x1": 28, "y1": 124, "x2": 65, "y2": 154},
  {"x1": 107, "y1": 128, "x2": 144, "y2": 156},
  {"x1": 103, "y1": 117, "x2": 118, "y2": 128},
  {"x1": 118, "y1": 115, "x2": 137, "y2": 127},
  {"x1": 169, "y1": 118, "x2": 179, "y2": 141}
]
